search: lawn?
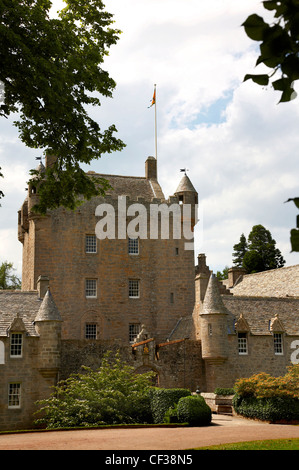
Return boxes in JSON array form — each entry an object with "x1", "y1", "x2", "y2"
[{"x1": 197, "y1": 438, "x2": 299, "y2": 450}]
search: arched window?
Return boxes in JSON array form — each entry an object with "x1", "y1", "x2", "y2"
[{"x1": 0, "y1": 341, "x2": 5, "y2": 364}]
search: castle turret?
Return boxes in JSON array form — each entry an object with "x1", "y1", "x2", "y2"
[
  {"x1": 34, "y1": 287, "x2": 62, "y2": 380},
  {"x1": 174, "y1": 172, "x2": 198, "y2": 239},
  {"x1": 199, "y1": 273, "x2": 229, "y2": 361}
]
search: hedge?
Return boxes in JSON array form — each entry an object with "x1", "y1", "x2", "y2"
[
  {"x1": 233, "y1": 395, "x2": 299, "y2": 422},
  {"x1": 177, "y1": 396, "x2": 212, "y2": 426},
  {"x1": 149, "y1": 388, "x2": 191, "y2": 424}
]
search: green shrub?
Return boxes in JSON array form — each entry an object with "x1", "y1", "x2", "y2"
[
  {"x1": 150, "y1": 388, "x2": 191, "y2": 424},
  {"x1": 163, "y1": 404, "x2": 179, "y2": 424},
  {"x1": 35, "y1": 352, "x2": 155, "y2": 428},
  {"x1": 233, "y1": 365, "x2": 299, "y2": 422},
  {"x1": 233, "y1": 395, "x2": 299, "y2": 422},
  {"x1": 177, "y1": 396, "x2": 212, "y2": 426},
  {"x1": 214, "y1": 388, "x2": 235, "y2": 396}
]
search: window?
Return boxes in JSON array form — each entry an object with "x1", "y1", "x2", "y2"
[
  {"x1": 129, "y1": 280, "x2": 140, "y2": 298},
  {"x1": 85, "y1": 235, "x2": 97, "y2": 253},
  {"x1": 208, "y1": 324, "x2": 212, "y2": 336},
  {"x1": 85, "y1": 279, "x2": 97, "y2": 298},
  {"x1": 0, "y1": 340, "x2": 4, "y2": 364},
  {"x1": 8, "y1": 383, "x2": 21, "y2": 408},
  {"x1": 238, "y1": 333, "x2": 248, "y2": 355},
  {"x1": 274, "y1": 333, "x2": 283, "y2": 355},
  {"x1": 10, "y1": 333, "x2": 23, "y2": 357},
  {"x1": 85, "y1": 323, "x2": 97, "y2": 339},
  {"x1": 129, "y1": 323, "x2": 141, "y2": 343},
  {"x1": 170, "y1": 292, "x2": 174, "y2": 303},
  {"x1": 128, "y1": 238, "x2": 139, "y2": 255}
]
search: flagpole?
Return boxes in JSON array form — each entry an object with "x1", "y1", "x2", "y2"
[{"x1": 154, "y1": 84, "x2": 157, "y2": 163}]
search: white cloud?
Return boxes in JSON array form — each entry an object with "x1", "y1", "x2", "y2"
[{"x1": 0, "y1": 0, "x2": 298, "y2": 278}]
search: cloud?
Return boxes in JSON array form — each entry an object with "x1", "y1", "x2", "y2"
[{"x1": 0, "y1": 0, "x2": 298, "y2": 279}]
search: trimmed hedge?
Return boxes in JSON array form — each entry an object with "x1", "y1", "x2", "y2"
[
  {"x1": 149, "y1": 388, "x2": 191, "y2": 424},
  {"x1": 177, "y1": 396, "x2": 212, "y2": 426},
  {"x1": 233, "y1": 394, "x2": 299, "y2": 422},
  {"x1": 214, "y1": 388, "x2": 235, "y2": 396}
]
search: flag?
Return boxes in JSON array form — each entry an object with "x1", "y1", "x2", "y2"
[{"x1": 148, "y1": 88, "x2": 156, "y2": 108}]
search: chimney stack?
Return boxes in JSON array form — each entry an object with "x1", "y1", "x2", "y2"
[{"x1": 37, "y1": 275, "x2": 50, "y2": 299}]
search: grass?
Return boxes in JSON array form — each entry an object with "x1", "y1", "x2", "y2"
[{"x1": 196, "y1": 438, "x2": 299, "y2": 450}]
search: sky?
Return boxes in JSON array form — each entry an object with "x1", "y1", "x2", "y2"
[{"x1": 0, "y1": 0, "x2": 298, "y2": 279}]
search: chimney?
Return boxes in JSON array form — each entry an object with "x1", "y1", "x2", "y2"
[
  {"x1": 37, "y1": 275, "x2": 50, "y2": 299},
  {"x1": 228, "y1": 267, "x2": 246, "y2": 288},
  {"x1": 145, "y1": 156, "x2": 157, "y2": 180},
  {"x1": 45, "y1": 154, "x2": 57, "y2": 169}
]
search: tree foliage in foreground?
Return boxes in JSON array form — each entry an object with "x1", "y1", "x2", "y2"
[
  {"x1": 242, "y1": 1, "x2": 299, "y2": 252},
  {"x1": 35, "y1": 352, "x2": 155, "y2": 428},
  {"x1": 232, "y1": 224, "x2": 285, "y2": 273},
  {"x1": 0, "y1": 0, "x2": 125, "y2": 213}
]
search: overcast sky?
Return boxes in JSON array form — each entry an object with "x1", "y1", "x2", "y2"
[{"x1": 0, "y1": 0, "x2": 298, "y2": 279}]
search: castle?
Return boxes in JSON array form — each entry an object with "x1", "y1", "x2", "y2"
[{"x1": 0, "y1": 155, "x2": 298, "y2": 431}]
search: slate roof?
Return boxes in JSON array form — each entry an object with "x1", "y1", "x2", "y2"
[
  {"x1": 0, "y1": 291, "x2": 42, "y2": 337},
  {"x1": 201, "y1": 274, "x2": 228, "y2": 315},
  {"x1": 34, "y1": 289, "x2": 62, "y2": 322},
  {"x1": 175, "y1": 174, "x2": 197, "y2": 194},
  {"x1": 230, "y1": 264, "x2": 299, "y2": 298},
  {"x1": 91, "y1": 173, "x2": 165, "y2": 201},
  {"x1": 223, "y1": 296, "x2": 299, "y2": 336},
  {"x1": 0, "y1": 289, "x2": 62, "y2": 337}
]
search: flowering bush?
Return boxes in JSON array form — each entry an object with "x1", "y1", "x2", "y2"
[
  {"x1": 234, "y1": 365, "x2": 299, "y2": 399},
  {"x1": 233, "y1": 365, "x2": 299, "y2": 422}
]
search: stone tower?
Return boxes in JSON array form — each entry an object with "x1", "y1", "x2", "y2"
[
  {"x1": 199, "y1": 273, "x2": 229, "y2": 391},
  {"x1": 34, "y1": 286, "x2": 62, "y2": 385},
  {"x1": 18, "y1": 157, "x2": 198, "y2": 347}
]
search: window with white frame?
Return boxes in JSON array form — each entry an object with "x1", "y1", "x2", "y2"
[
  {"x1": 0, "y1": 340, "x2": 4, "y2": 364},
  {"x1": 238, "y1": 332, "x2": 248, "y2": 355},
  {"x1": 128, "y1": 238, "x2": 139, "y2": 255},
  {"x1": 85, "y1": 235, "x2": 97, "y2": 253},
  {"x1": 129, "y1": 279, "x2": 140, "y2": 298},
  {"x1": 8, "y1": 383, "x2": 21, "y2": 408},
  {"x1": 85, "y1": 279, "x2": 97, "y2": 298},
  {"x1": 274, "y1": 333, "x2": 283, "y2": 355},
  {"x1": 129, "y1": 323, "x2": 141, "y2": 343},
  {"x1": 85, "y1": 323, "x2": 97, "y2": 339},
  {"x1": 10, "y1": 333, "x2": 23, "y2": 357}
]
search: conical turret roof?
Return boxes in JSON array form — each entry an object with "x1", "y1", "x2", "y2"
[
  {"x1": 35, "y1": 289, "x2": 62, "y2": 322},
  {"x1": 175, "y1": 174, "x2": 197, "y2": 194},
  {"x1": 201, "y1": 273, "x2": 228, "y2": 315}
]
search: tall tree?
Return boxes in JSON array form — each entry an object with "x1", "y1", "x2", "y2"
[
  {"x1": 232, "y1": 233, "x2": 248, "y2": 267},
  {"x1": 239, "y1": 225, "x2": 286, "y2": 274},
  {"x1": 0, "y1": 261, "x2": 21, "y2": 289},
  {"x1": 0, "y1": 0, "x2": 125, "y2": 213}
]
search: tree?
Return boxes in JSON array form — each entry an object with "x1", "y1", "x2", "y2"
[
  {"x1": 0, "y1": 0, "x2": 125, "y2": 213},
  {"x1": 35, "y1": 352, "x2": 155, "y2": 428},
  {"x1": 232, "y1": 233, "x2": 248, "y2": 267},
  {"x1": 216, "y1": 266, "x2": 229, "y2": 280},
  {"x1": 0, "y1": 261, "x2": 21, "y2": 289},
  {"x1": 232, "y1": 225, "x2": 285, "y2": 273},
  {"x1": 242, "y1": 1, "x2": 299, "y2": 251}
]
